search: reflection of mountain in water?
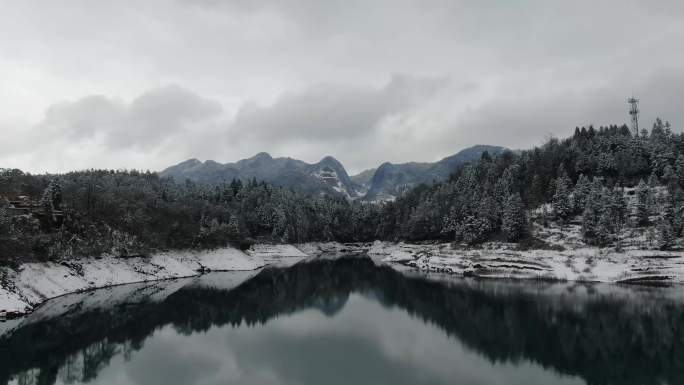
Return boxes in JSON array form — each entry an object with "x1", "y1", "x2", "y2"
[{"x1": 2, "y1": 256, "x2": 684, "y2": 385}]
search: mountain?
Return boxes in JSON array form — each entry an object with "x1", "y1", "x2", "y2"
[
  {"x1": 160, "y1": 153, "x2": 363, "y2": 198},
  {"x1": 161, "y1": 145, "x2": 506, "y2": 201},
  {"x1": 349, "y1": 168, "x2": 376, "y2": 194},
  {"x1": 363, "y1": 145, "x2": 506, "y2": 201}
]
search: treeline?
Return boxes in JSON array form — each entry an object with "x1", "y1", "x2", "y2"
[
  {"x1": 381, "y1": 119, "x2": 684, "y2": 247},
  {"x1": 0, "y1": 169, "x2": 381, "y2": 264},
  {"x1": 2, "y1": 118, "x2": 684, "y2": 264}
]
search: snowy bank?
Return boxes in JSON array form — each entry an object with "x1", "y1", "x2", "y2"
[
  {"x1": 0, "y1": 247, "x2": 265, "y2": 318},
  {"x1": 0, "y1": 270, "x2": 261, "y2": 340},
  {"x1": 369, "y1": 241, "x2": 684, "y2": 284}
]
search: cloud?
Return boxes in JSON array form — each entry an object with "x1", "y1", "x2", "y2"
[
  {"x1": 230, "y1": 75, "x2": 449, "y2": 142},
  {"x1": 2, "y1": 1, "x2": 684, "y2": 173},
  {"x1": 37, "y1": 85, "x2": 222, "y2": 149},
  {"x1": 0, "y1": 85, "x2": 226, "y2": 172}
]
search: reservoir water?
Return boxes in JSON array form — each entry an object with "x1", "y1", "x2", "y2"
[{"x1": 1, "y1": 256, "x2": 682, "y2": 385}]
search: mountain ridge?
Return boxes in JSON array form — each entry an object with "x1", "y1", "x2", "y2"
[{"x1": 160, "y1": 145, "x2": 506, "y2": 200}]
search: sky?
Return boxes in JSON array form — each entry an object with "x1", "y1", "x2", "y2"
[{"x1": 1, "y1": 0, "x2": 683, "y2": 175}]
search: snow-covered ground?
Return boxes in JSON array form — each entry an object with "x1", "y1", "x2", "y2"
[
  {"x1": 369, "y1": 240, "x2": 684, "y2": 283},
  {"x1": 0, "y1": 270, "x2": 261, "y2": 340},
  {"x1": 0, "y1": 247, "x2": 265, "y2": 318},
  {"x1": 5, "y1": 232, "x2": 684, "y2": 319}
]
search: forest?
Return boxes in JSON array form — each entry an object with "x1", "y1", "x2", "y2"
[{"x1": 1, "y1": 118, "x2": 683, "y2": 265}]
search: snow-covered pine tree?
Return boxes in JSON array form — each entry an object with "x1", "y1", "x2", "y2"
[
  {"x1": 676, "y1": 154, "x2": 684, "y2": 188},
  {"x1": 502, "y1": 193, "x2": 526, "y2": 241},
  {"x1": 572, "y1": 174, "x2": 591, "y2": 214},
  {"x1": 552, "y1": 165, "x2": 572, "y2": 220},
  {"x1": 656, "y1": 215, "x2": 674, "y2": 250},
  {"x1": 0, "y1": 203, "x2": 10, "y2": 235},
  {"x1": 663, "y1": 164, "x2": 679, "y2": 194},
  {"x1": 494, "y1": 165, "x2": 519, "y2": 207},
  {"x1": 610, "y1": 186, "x2": 627, "y2": 249},
  {"x1": 648, "y1": 171, "x2": 659, "y2": 189},
  {"x1": 226, "y1": 214, "x2": 241, "y2": 240},
  {"x1": 441, "y1": 206, "x2": 459, "y2": 239},
  {"x1": 635, "y1": 179, "x2": 650, "y2": 226},
  {"x1": 595, "y1": 208, "x2": 613, "y2": 247},
  {"x1": 529, "y1": 174, "x2": 544, "y2": 207},
  {"x1": 476, "y1": 193, "x2": 500, "y2": 235},
  {"x1": 581, "y1": 179, "x2": 604, "y2": 243}
]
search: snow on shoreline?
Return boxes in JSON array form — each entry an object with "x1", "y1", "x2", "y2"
[
  {"x1": 368, "y1": 241, "x2": 684, "y2": 284},
  {"x1": 0, "y1": 247, "x2": 266, "y2": 318},
  {"x1": 4, "y1": 240, "x2": 684, "y2": 319}
]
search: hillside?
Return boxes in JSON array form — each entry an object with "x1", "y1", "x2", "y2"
[
  {"x1": 161, "y1": 152, "x2": 363, "y2": 198},
  {"x1": 363, "y1": 145, "x2": 506, "y2": 201}
]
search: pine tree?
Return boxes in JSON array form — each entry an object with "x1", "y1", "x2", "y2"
[
  {"x1": 494, "y1": 165, "x2": 519, "y2": 207},
  {"x1": 581, "y1": 179, "x2": 603, "y2": 243},
  {"x1": 0, "y1": 204, "x2": 10, "y2": 236},
  {"x1": 676, "y1": 154, "x2": 684, "y2": 188},
  {"x1": 476, "y1": 194, "x2": 500, "y2": 235},
  {"x1": 552, "y1": 166, "x2": 572, "y2": 220},
  {"x1": 502, "y1": 193, "x2": 526, "y2": 241},
  {"x1": 581, "y1": 204, "x2": 599, "y2": 242},
  {"x1": 663, "y1": 164, "x2": 678, "y2": 194},
  {"x1": 226, "y1": 214, "x2": 241, "y2": 240},
  {"x1": 656, "y1": 216, "x2": 674, "y2": 250},
  {"x1": 595, "y1": 207, "x2": 613, "y2": 247},
  {"x1": 635, "y1": 179, "x2": 650, "y2": 226},
  {"x1": 441, "y1": 206, "x2": 459, "y2": 239},
  {"x1": 648, "y1": 171, "x2": 659, "y2": 188},
  {"x1": 529, "y1": 174, "x2": 544, "y2": 207},
  {"x1": 609, "y1": 187, "x2": 627, "y2": 249},
  {"x1": 572, "y1": 174, "x2": 591, "y2": 214}
]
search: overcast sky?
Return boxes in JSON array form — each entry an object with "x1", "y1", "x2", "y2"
[{"x1": 1, "y1": 0, "x2": 683, "y2": 174}]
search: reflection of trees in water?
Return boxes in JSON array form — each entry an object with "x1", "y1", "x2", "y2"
[{"x1": 3, "y1": 256, "x2": 684, "y2": 385}]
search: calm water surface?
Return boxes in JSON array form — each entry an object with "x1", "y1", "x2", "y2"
[{"x1": 1, "y1": 256, "x2": 683, "y2": 385}]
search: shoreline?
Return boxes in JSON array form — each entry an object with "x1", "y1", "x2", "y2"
[
  {"x1": 367, "y1": 241, "x2": 684, "y2": 284},
  {"x1": 0, "y1": 244, "x2": 307, "y2": 319},
  {"x1": 3, "y1": 241, "x2": 684, "y2": 319}
]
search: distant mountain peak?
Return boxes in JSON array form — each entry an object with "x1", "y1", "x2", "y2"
[
  {"x1": 250, "y1": 152, "x2": 273, "y2": 160},
  {"x1": 180, "y1": 158, "x2": 202, "y2": 166},
  {"x1": 160, "y1": 152, "x2": 360, "y2": 199},
  {"x1": 363, "y1": 145, "x2": 506, "y2": 201},
  {"x1": 319, "y1": 155, "x2": 340, "y2": 164},
  {"x1": 159, "y1": 144, "x2": 505, "y2": 202}
]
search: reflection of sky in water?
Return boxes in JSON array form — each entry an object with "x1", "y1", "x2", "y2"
[{"x1": 49, "y1": 294, "x2": 583, "y2": 385}]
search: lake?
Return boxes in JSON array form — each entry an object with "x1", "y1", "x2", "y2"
[{"x1": 1, "y1": 255, "x2": 683, "y2": 385}]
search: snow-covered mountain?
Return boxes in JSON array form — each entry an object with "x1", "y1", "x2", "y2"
[
  {"x1": 160, "y1": 152, "x2": 363, "y2": 198},
  {"x1": 161, "y1": 145, "x2": 506, "y2": 200}
]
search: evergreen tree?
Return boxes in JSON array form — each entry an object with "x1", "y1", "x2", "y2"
[
  {"x1": 676, "y1": 154, "x2": 684, "y2": 188},
  {"x1": 227, "y1": 214, "x2": 241, "y2": 240},
  {"x1": 502, "y1": 193, "x2": 526, "y2": 241},
  {"x1": 552, "y1": 166, "x2": 572, "y2": 220},
  {"x1": 595, "y1": 209, "x2": 613, "y2": 247},
  {"x1": 581, "y1": 179, "x2": 603, "y2": 243},
  {"x1": 648, "y1": 171, "x2": 659, "y2": 188},
  {"x1": 572, "y1": 174, "x2": 591, "y2": 214},
  {"x1": 529, "y1": 174, "x2": 544, "y2": 207},
  {"x1": 635, "y1": 179, "x2": 650, "y2": 226},
  {"x1": 663, "y1": 164, "x2": 678, "y2": 194},
  {"x1": 656, "y1": 215, "x2": 674, "y2": 250}
]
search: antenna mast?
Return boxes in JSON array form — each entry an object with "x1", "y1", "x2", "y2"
[{"x1": 628, "y1": 96, "x2": 639, "y2": 135}]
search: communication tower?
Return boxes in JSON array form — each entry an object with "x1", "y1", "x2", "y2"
[{"x1": 628, "y1": 97, "x2": 639, "y2": 135}]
